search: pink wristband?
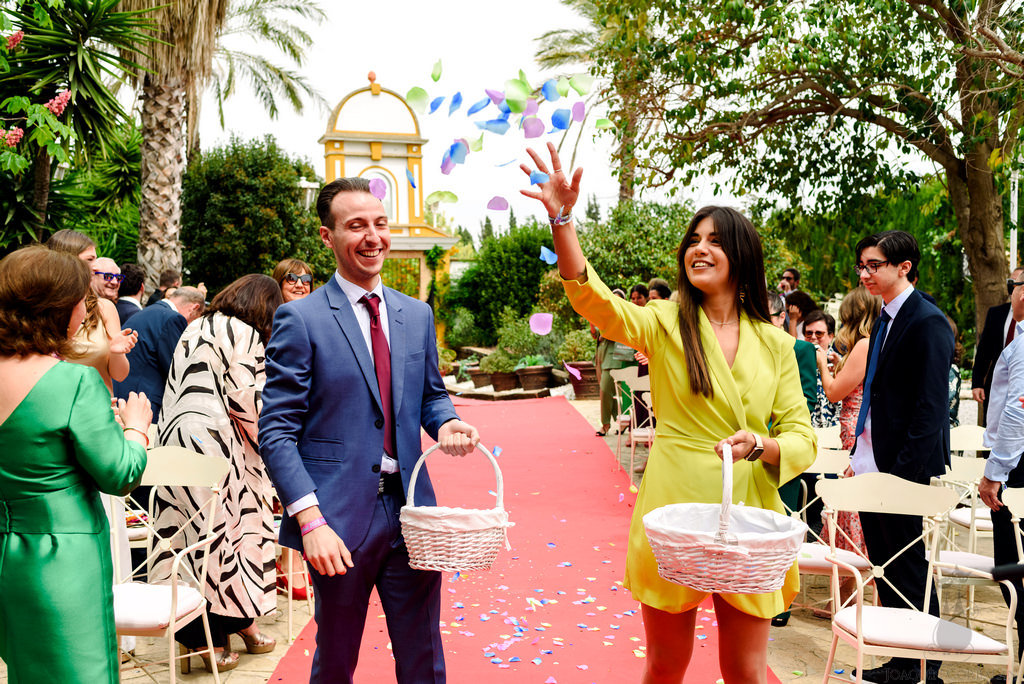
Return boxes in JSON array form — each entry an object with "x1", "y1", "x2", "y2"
[{"x1": 300, "y1": 516, "x2": 327, "y2": 536}]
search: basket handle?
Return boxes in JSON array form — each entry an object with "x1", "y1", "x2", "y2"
[
  {"x1": 715, "y1": 443, "x2": 734, "y2": 544},
  {"x1": 406, "y1": 442, "x2": 504, "y2": 510}
]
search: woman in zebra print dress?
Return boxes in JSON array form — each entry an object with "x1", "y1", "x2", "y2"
[{"x1": 151, "y1": 274, "x2": 283, "y2": 671}]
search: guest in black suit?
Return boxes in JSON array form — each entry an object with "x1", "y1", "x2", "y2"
[
  {"x1": 972, "y1": 267, "x2": 1024, "y2": 426},
  {"x1": 114, "y1": 286, "x2": 204, "y2": 416},
  {"x1": 851, "y1": 230, "x2": 954, "y2": 684},
  {"x1": 115, "y1": 264, "x2": 146, "y2": 324},
  {"x1": 146, "y1": 268, "x2": 181, "y2": 307}
]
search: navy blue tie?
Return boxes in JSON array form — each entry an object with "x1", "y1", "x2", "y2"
[{"x1": 854, "y1": 309, "x2": 891, "y2": 438}]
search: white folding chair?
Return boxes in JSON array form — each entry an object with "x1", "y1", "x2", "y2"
[
  {"x1": 609, "y1": 366, "x2": 640, "y2": 466},
  {"x1": 814, "y1": 424, "x2": 843, "y2": 450},
  {"x1": 949, "y1": 424, "x2": 988, "y2": 455},
  {"x1": 818, "y1": 473, "x2": 1018, "y2": 684},
  {"x1": 112, "y1": 446, "x2": 229, "y2": 684},
  {"x1": 628, "y1": 387, "x2": 654, "y2": 474},
  {"x1": 273, "y1": 520, "x2": 315, "y2": 642}
]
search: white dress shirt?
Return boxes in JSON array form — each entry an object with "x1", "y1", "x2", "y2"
[
  {"x1": 286, "y1": 272, "x2": 398, "y2": 516},
  {"x1": 984, "y1": 320, "x2": 1024, "y2": 482},
  {"x1": 852, "y1": 284, "x2": 915, "y2": 475}
]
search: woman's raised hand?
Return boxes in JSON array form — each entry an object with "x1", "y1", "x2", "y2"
[
  {"x1": 110, "y1": 328, "x2": 138, "y2": 355},
  {"x1": 519, "y1": 142, "x2": 583, "y2": 218}
]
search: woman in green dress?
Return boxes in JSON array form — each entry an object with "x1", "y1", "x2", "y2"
[{"x1": 0, "y1": 246, "x2": 150, "y2": 684}]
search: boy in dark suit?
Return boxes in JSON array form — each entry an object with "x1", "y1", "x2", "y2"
[{"x1": 851, "y1": 230, "x2": 954, "y2": 683}]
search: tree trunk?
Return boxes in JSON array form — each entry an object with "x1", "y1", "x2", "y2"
[
  {"x1": 31, "y1": 145, "x2": 51, "y2": 242},
  {"x1": 615, "y1": 84, "x2": 638, "y2": 203},
  {"x1": 138, "y1": 74, "x2": 187, "y2": 293}
]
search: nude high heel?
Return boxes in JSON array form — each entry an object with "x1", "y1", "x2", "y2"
[
  {"x1": 236, "y1": 628, "x2": 276, "y2": 654},
  {"x1": 178, "y1": 643, "x2": 239, "y2": 674}
]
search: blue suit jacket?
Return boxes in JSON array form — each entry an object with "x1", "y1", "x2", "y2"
[
  {"x1": 258, "y1": 277, "x2": 459, "y2": 552},
  {"x1": 860, "y1": 289, "x2": 954, "y2": 483},
  {"x1": 112, "y1": 302, "x2": 186, "y2": 415},
  {"x1": 115, "y1": 298, "x2": 142, "y2": 324}
]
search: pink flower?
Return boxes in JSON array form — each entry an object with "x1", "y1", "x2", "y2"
[
  {"x1": 5, "y1": 127, "x2": 24, "y2": 147},
  {"x1": 6, "y1": 31, "x2": 24, "y2": 51},
  {"x1": 45, "y1": 90, "x2": 71, "y2": 116}
]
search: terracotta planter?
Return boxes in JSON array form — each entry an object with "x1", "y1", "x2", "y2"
[
  {"x1": 490, "y1": 371, "x2": 519, "y2": 392},
  {"x1": 467, "y1": 367, "x2": 491, "y2": 388},
  {"x1": 565, "y1": 361, "x2": 600, "y2": 399},
  {"x1": 515, "y1": 365, "x2": 553, "y2": 391}
]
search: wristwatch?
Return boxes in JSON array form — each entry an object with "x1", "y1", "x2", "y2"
[{"x1": 745, "y1": 432, "x2": 765, "y2": 462}]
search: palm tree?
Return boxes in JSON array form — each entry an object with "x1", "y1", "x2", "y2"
[
  {"x1": 117, "y1": 0, "x2": 324, "y2": 287},
  {"x1": 534, "y1": 1, "x2": 651, "y2": 203}
]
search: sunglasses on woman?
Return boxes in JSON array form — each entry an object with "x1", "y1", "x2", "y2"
[{"x1": 285, "y1": 273, "x2": 312, "y2": 284}]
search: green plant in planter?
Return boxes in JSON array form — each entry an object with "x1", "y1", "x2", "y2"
[
  {"x1": 456, "y1": 353, "x2": 480, "y2": 382},
  {"x1": 556, "y1": 328, "x2": 597, "y2": 365},
  {"x1": 436, "y1": 343, "x2": 456, "y2": 376},
  {"x1": 479, "y1": 348, "x2": 516, "y2": 374},
  {"x1": 514, "y1": 354, "x2": 550, "y2": 370}
]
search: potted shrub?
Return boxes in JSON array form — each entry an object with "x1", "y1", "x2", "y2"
[
  {"x1": 556, "y1": 329, "x2": 599, "y2": 399},
  {"x1": 514, "y1": 354, "x2": 554, "y2": 391},
  {"x1": 480, "y1": 349, "x2": 518, "y2": 392},
  {"x1": 436, "y1": 343, "x2": 457, "y2": 377},
  {"x1": 457, "y1": 354, "x2": 490, "y2": 388}
]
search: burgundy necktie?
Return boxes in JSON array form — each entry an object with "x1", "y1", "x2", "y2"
[
  {"x1": 1007, "y1": 321, "x2": 1016, "y2": 348},
  {"x1": 360, "y1": 294, "x2": 395, "y2": 458}
]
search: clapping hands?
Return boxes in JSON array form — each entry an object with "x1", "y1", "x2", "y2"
[{"x1": 110, "y1": 328, "x2": 138, "y2": 354}]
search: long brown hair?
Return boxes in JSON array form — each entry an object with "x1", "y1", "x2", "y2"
[
  {"x1": 45, "y1": 228, "x2": 103, "y2": 333},
  {"x1": 675, "y1": 206, "x2": 771, "y2": 397},
  {"x1": 205, "y1": 274, "x2": 283, "y2": 344},
  {"x1": 833, "y1": 287, "x2": 882, "y2": 371},
  {"x1": 0, "y1": 246, "x2": 91, "y2": 357}
]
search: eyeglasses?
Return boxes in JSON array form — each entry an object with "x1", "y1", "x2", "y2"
[
  {"x1": 285, "y1": 273, "x2": 312, "y2": 285},
  {"x1": 854, "y1": 260, "x2": 890, "y2": 276},
  {"x1": 770, "y1": 310, "x2": 785, "y2": 318},
  {"x1": 1008, "y1": 278, "x2": 1024, "y2": 295},
  {"x1": 94, "y1": 271, "x2": 124, "y2": 283},
  {"x1": 804, "y1": 330, "x2": 828, "y2": 340}
]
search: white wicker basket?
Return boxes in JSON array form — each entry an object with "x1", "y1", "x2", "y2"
[
  {"x1": 400, "y1": 443, "x2": 512, "y2": 573},
  {"x1": 643, "y1": 443, "x2": 807, "y2": 593}
]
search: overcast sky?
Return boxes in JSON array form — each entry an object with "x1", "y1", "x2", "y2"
[{"x1": 196, "y1": 0, "x2": 726, "y2": 236}]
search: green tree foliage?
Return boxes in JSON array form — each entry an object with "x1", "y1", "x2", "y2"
[
  {"x1": 448, "y1": 219, "x2": 554, "y2": 343},
  {"x1": 180, "y1": 135, "x2": 328, "y2": 293},
  {"x1": 594, "y1": 0, "x2": 1024, "y2": 332},
  {"x1": 480, "y1": 216, "x2": 494, "y2": 242}
]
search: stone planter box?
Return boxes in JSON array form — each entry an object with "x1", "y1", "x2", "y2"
[
  {"x1": 515, "y1": 365, "x2": 553, "y2": 391},
  {"x1": 565, "y1": 361, "x2": 600, "y2": 399},
  {"x1": 490, "y1": 371, "x2": 519, "y2": 392},
  {"x1": 467, "y1": 367, "x2": 491, "y2": 388}
]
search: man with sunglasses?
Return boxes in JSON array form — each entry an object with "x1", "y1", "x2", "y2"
[
  {"x1": 850, "y1": 230, "x2": 954, "y2": 684},
  {"x1": 973, "y1": 268, "x2": 1024, "y2": 427},
  {"x1": 777, "y1": 266, "x2": 800, "y2": 295},
  {"x1": 91, "y1": 257, "x2": 123, "y2": 302}
]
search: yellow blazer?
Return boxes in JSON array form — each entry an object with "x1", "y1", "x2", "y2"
[{"x1": 564, "y1": 263, "x2": 816, "y2": 617}]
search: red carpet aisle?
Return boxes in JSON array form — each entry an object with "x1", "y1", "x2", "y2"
[{"x1": 270, "y1": 396, "x2": 781, "y2": 683}]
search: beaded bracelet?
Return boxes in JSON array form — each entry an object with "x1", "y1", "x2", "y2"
[
  {"x1": 123, "y1": 426, "x2": 150, "y2": 447},
  {"x1": 300, "y1": 516, "x2": 328, "y2": 536},
  {"x1": 548, "y1": 205, "x2": 573, "y2": 227}
]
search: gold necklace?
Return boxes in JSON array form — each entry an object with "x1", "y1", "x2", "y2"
[{"x1": 707, "y1": 317, "x2": 739, "y2": 326}]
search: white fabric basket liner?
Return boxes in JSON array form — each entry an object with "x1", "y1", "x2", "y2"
[
  {"x1": 644, "y1": 502, "x2": 804, "y2": 555},
  {"x1": 400, "y1": 505, "x2": 511, "y2": 533}
]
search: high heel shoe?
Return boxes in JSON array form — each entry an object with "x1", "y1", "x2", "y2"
[
  {"x1": 276, "y1": 561, "x2": 309, "y2": 600},
  {"x1": 178, "y1": 643, "x2": 239, "y2": 674},
  {"x1": 236, "y1": 629, "x2": 277, "y2": 654}
]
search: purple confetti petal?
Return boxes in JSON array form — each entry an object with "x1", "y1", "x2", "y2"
[
  {"x1": 572, "y1": 101, "x2": 585, "y2": 121},
  {"x1": 524, "y1": 98, "x2": 539, "y2": 116},
  {"x1": 564, "y1": 362, "x2": 581, "y2": 380},
  {"x1": 368, "y1": 178, "x2": 386, "y2": 199},
  {"x1": 551, "y1": 109, "x2": 572, "y2": 130},
  {"x1": 441, "y1": 151, "x2": 455, "y2": 175},
  {"x1": 523, "y1": 117, "x2": 545, "y2": 138},
  {"x1": 485, "y1": 89, "x2": 505, "y2": 105},
  {"x1": 530, "y1": 313, "x2": 553, "y2": 335},
  {"x1": 405, "y1": 168, "x2": 416, "y2": 188},
  {"x1": 487, "y1": 196, "x2": 509, "y2": 211}
]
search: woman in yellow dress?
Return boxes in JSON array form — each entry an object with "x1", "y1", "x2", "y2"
[{"x1": 521, "y1": 143, "x2": 816, "y2": 683}]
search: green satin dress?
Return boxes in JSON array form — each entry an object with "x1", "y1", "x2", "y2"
[{"x1": 0, "y1": 362, "x2": 147, "y2": 683}]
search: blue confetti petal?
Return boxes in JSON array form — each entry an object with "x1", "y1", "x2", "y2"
[
  {"x1": 474, "y1": 119, "x2": 510, "y2": 135},
  {"x1": 542, "y1": 79, "x2": 560, "y2": 102},
  {"x1": 540, "y1": 246, "x2": 558, "y2": 265},
  {"x1": 405, "y1": 168, "x2": 416, "y2": 189},
  {"x1": 467, "y1": 97, "x2": 490, "y2": 116},
  {"x1": 497, "y1": 99, "x2": 511, "y2": 114},
  {"x1": 530, "y1": 170, "x2": 550, "y2": 185},
  {"x1": 551, "y1": 109, "x2": 572, "y2": 130},
  {"x1": 450, "y1": 140, "x2": 469, "y2": 164},
  {"x1": 493, "y1": 445, "x2": 503, "y2": 457},
  {"x1": 429, "y1": 96, "x2": 444, "y2": 114},
  {"x1": 448, "y1": 92, "x2": 463, "y2": 116}
]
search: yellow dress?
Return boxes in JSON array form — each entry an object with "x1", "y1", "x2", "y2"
[{"x1": 563, "y1": 263, "x2": 816, "y2": 618}]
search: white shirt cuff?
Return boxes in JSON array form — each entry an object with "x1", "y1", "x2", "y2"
[{"x1": 286, "y1": 493, "x2": 319, "y2": 517}]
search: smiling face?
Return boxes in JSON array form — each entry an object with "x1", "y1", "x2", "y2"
[
  {"x1": 282, "y1": 269, "x2": 312, "y2": 303},
  {"x1": 319, "y1": 190, "x2": 391, "y2": 291},
  {"x1": 683, "y1": 216, "x2": 731, "y2": 296},
  {"x1": 90, "y1": 257, "x2": 121, "y2": 300},
  {"x1": 803, "y1": 320, "x2": 832, "y2": 348}
]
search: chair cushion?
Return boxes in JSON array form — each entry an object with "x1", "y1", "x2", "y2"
[
  {"x1": 126, "y1": 526, "x2": 148, "y2": 542},
  {"x1": 798, "y1": 542, "x2": 872, "y2": 573},
  {"x1": 630, "y1": 428, "x2": 655, "y2": 444},
  {"x1": 926, "y1": 550, "x2": 994, "y2": 576},
  {"x1": 833, "y1": 606, "x2": 1007, "y2": 654},
  {"x1": 113, "y1": 582, "x2": 205, "y2": 631},
  {"x1": 948, "y1": 507, "x2": 994, "y2": 532}
]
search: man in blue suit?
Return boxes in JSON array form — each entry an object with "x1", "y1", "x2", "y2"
[
  {"x1": 259, "y1": 177, "x2": 479, "y2": 684},
  {"x1": 850, "y1": 230, "x2": 954, "y2": 684},
  {"x1": 113, "y1": 286, "x2": 205, "y2": 416}
]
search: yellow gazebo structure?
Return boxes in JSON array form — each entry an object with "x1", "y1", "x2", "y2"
[{"x1": 319, "y1": 72, "x2": 456, "y2": 301}]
